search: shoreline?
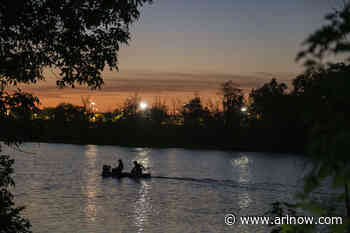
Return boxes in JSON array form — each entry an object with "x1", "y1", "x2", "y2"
[{"x1": 16, "y1": 137, "x2": 304, "y2": 154}]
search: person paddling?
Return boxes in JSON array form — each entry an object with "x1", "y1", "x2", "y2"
[
  {"x1": 131, "y1": 161, "x2": 145, "y2": 177},
  {"x1": 102, "y1": 165, "x2": 111, "y2": 177},
  {"x1": 112, "y1": 159, "x2": 124, "y2": 176}
]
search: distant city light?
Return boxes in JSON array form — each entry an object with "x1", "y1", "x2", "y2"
[
  {"x1": 241, "y1": 107, "x2": 247, "y2": 112},
  {"x1": 139, "y1": 101, "x2": 148, "y2": 110},
  {"x1": 89, "y1": 101, "x2": 97, "y2": 112}
]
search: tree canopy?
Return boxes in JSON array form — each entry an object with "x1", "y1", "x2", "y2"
[
  {"x1": 0, "y1": 0, "x2": 152, "y2": 89},
  {"x1": 283, "y1": 2, "x2": 350, "y2": 232},
  {"x1": 0, "y1": 1, "x2": 152, "y2": 232},
  {"x1": 296, "y1": 1, "x2": 350, "y2": 67}
]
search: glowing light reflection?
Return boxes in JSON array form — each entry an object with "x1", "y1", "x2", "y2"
[
  {"x1": 232, "y1": 154, "x2": 252, "y2": 209},
  {"x1": 133, "y1": 148, "x2": 152, "y2": 232},
  {"x1": 133, "y1": 181, "x2": 152, "y2": 233},
  {"x1": 134, "y1": 148, "x2": 151, "y2": 168},
  {"x1": 84, "y1": 145, "x2": 98, "y2": 222}
]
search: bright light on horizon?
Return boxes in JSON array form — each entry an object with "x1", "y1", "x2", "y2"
[
  {"x1": 89, "y1": 101, "x2": 97, "y2": 112},
  {"x1": 139, "y1": 101, "x2": 148, "y2": 111}
]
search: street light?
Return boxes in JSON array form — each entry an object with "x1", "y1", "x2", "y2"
[
  {"x1": 89, "y1": 101, "x2": 97, "y2": 112},
  {"x1": 139, "y1": 101, "x2": 148, "y2": 111}
]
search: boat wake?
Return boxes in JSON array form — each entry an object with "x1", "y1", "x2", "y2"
[
  {"x1": 150, "y1": 176, "x2": 336, "y2": 197},
  {"x1": 151, "y1": 176, "x2": 301, "y2": 193}
]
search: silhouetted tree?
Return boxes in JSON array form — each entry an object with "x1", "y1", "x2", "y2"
[
  {"x1": 0, "y1": 90, "x2": 40, "y2": 144},
  {"x1": 284, "y1": 1, "x2": 350, "y2": 227},
  {"x1": 296, "y1": 1, "x2": 350, "y2": 68},
  {"x1": 202, "y1": 98, "x2": 224, "y2": 129},
  {"x1": 273, "y1": 63, "x2": 350, "y2": 233},
  {"x1": 0, "y1": 0, "x2": 152, "y2": 231},
  {"x1": 248, "y1": 78, "x2": 302, "y2": 151},
  {"x1": 0, "y1": 90, "x2": 39, "y2": 233},
  {"x1": 120, "y1": 93, "x2": 140, "y2": 120},
  {"x1": 220, "y1": 81, "x2": 244, "y2": 129},
  {"x1": 6, "y1": 92, "x2": 40, "y2": 121},
  {"x1": 149, "y1": 97, "x2": 169, "y2": 125},
  {"x1": 181, "y1": 96, "x2": 206, "y2": 127},
  {"x1": 51, "y1": 103, "x2": 88, "y2": 123},
  {"x1": 0, "y1": 0, "x2": 152, "y2": 88},
  {"x1": 249, "y1": 78, "x2": 287, "y2": 121},
  {"x1": 0, "y1": 154, "x2": 32, "y2": 233}
]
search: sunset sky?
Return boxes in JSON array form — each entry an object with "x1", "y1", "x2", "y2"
[{"x1": 23, "y1": 0, "x2": 334, "y2": 111}]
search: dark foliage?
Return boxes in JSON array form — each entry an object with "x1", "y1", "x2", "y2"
[
  {"x1": 0, "y1": 1, "x2": 152, "y2": 232},
  {"x1": 0, "y1": 90, "x2": 38, "y2": 233},
  {"x1": 0, "y1": 154, "x2": 31, "y2": 233},
  {"x1": 221, "y1": 81, "x2": 244, "y2": 129},
  {"x1": 296, "y1": 1, "x2": 350, "y2": 68},
  {"x1": 0, "y1": 75, "x2": 319, "y2": 153},
  {"x1": 0, "y1": 0, "x2": 152, "y2": 88}
]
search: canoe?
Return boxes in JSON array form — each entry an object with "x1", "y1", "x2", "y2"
[
  {"x1": 102, "y1": 171, "x2": 151, "y2": 179},
  {"x1": 115, "y1": 172, "x2": 151, "y2": 179}
]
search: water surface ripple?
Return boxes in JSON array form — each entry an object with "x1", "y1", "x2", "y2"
[{"x1": 3, "y1": 143, "x2": 308, "y2": 233}]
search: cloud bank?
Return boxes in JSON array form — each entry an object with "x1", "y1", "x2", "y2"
[{"x1": 13, "y1": 70, "x2": 297, "y2": 111}]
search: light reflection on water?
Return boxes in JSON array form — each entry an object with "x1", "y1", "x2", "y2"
[
  {"x1": 4, "y1": 143, "x2": 307, "y2": 233},
  {"x1": 232, "y1": 154, "x2": 251, "y2": 184},
  {"x1": 133, "y1": 148, "x2": 152, "y2": 233},
  {"x1": 84, "y1": 145, "x2": 98, "y2": 223},
  {"x1": 133, "y1": 181, "x2": 152, "y2": 233},
  {"x1": 232, "y1": 154, "x2": 253, "y2": 210}
]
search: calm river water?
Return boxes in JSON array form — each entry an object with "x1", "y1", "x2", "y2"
[{"x1": 3, "y1": 143, "x2": 308, "y2": 233}]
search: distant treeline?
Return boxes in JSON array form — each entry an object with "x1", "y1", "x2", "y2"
[{"x1": 2, "y1": 63, "x2": 349, "y2": 153}]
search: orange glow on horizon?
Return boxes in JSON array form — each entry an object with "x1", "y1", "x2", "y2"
[{"x1": 7, "y1": 70, "x2": 295, "y2": 112}]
